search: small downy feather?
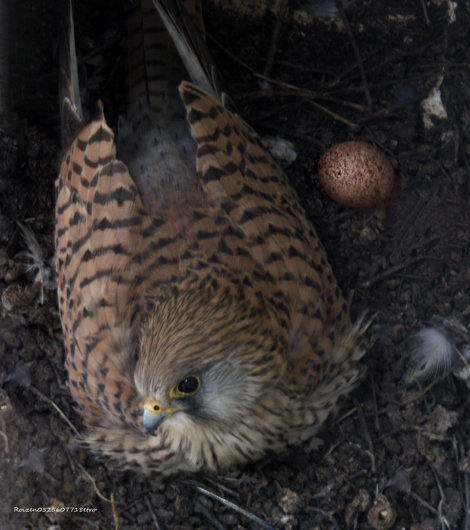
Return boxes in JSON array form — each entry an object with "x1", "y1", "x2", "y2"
[{"x1": 406, "y1": 327, "x2": 456, "y2": 382}]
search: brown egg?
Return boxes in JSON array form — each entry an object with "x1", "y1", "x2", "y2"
[{"x1": 317, "y1": 141, "x2": 394, "y2": 208}]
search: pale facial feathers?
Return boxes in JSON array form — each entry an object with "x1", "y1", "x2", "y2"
[{"x1": 135, "y1": 287, "x2": 287, "y2": 425}]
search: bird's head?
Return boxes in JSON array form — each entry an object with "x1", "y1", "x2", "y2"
[{"x1": 134, "y1": 286, "x2": 287, "y2": 438}]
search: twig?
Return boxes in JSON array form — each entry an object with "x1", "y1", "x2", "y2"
[
  {"x1": 203, "y1": 476, "x2": 240, "y2": 498},
  {"x1": 29, "y1": 385, "x2": 80, "y2": 436},
  {"x1": 0, "y1": 427, "x2": 8, "y2": 453},
  {"x1": 320, "y1": 439, "x2": 343, "y2": 463},
  {"x1": 264, "y1": 0, "x2": 288, "y2": 77},
  {"x1": 308, "y1": 100, "x2": 358, "y2": 129},
  {"x1": 306, "y1": 506, "x2": 341, "y2": 529},
  {"x1": 336, "y1": 0, "x2": 372, "y2": 112},
  {"x1": 336, "y1": 405, "x2": 358, "y2": 424},
  {"x1": 211, "y1": 35, "x2": 362, "y2": 127},
  {"x1": 0, "y1": 403, "x2": 9, "y2": 453},
  {"x1": 430, "y1": 467, "x2": 451, "y2": 529},
  {"x1": 145, "y1": 496, "x2": 160, "y2": 530},
  {"x1": 74, "y1": 460, "x2": 112, "y2": 504},
  {"x1": 356, "y1": 97, "x2": 421, "y2": 125},
  {"x1": 395, "y1": 380, "x2": 437, "y2": 408},
  {"x1": 72, "y1": 515, "x2": 99, "y2": 528},
  {"x1": 373, "y1": 428, "x2": 406, "y2": 445},
  {"x1": 465, "y1": 472, "x2": 470, "y2": 530},
  {"x1": 111, "y1": 492, "x2": 120, "y2": 530},
  {"x1": 237, "y1": 89, "x2": 367, "y2": 113},
  {"x1": 210, "y1": 35, "x2": 317, "y2": 96},
  {"x1": 368, "y1": 382, "x2": 438, "y2": 423},
  {"x1": 456, "y1": 347, "x2": 470, "y2": 370},
  {"x1": 409, "y1": 489, "x2": 448, "y2": 525},
  {"x1": 183, "y1": 479, "x2": 274, "y2": 530},
  {"x1": 361, "y1": 256, "x2": 425, "y2": 288},
  {"x1": 451, "y1": 437, "x2": 466, "y2": 527},
  {"x1": 368, "y1": 370, "x2": 380, "y2": 432},
  {"x1": 420, "y1": 0, "x2": 432, "y2": 29},
  {"x1": 353, "y1": 398, "x2": 376, "y2": 473},
  {"x1": 194, "y1": 498, "x2": 227, "y2": 530}
]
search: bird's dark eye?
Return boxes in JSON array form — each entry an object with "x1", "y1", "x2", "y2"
[
  {"x1": 177, "y1": 376, "x2": 200, "y2": 394},
  {"x1": 171, "y1": 375, "x2": 201, "y2": 398}
]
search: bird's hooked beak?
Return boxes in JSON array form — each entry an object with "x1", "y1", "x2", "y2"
[{"x1": 143, "y1": 397, "x2": 176, "y2": 434}]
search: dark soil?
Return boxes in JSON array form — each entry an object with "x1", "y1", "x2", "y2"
[{"x1": 1, "y1": 0, "x2": 470, "y2": 528}]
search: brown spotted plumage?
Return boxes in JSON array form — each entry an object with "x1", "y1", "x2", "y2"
[{"x1": 56, "y1": 0, "x2": 366, "y2": 475}]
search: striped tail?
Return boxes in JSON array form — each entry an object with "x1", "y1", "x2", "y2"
[{"x1": 59, "y1": 0, "x2": 83, "y2": 148}]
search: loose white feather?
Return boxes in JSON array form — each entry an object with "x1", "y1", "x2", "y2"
[{"x1": 407, "y1": 327, "x2": 456, "y2": 382}]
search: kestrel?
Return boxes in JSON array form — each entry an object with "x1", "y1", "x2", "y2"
[{"x1": 56, "y1": 0, "x2": 366, "y2": 475}]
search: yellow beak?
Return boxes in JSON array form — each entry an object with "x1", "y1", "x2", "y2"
[{"x1": 143, "y1": 397, "x2": 175, "y2": 434}]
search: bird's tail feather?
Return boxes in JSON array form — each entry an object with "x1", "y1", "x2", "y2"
[
  {"x1": 125, "y1": 0, "x2": 188, "y2": 125},
  {"x1": 59, "y1": 0, "x2": 83, "y2": 148},
  {"x1": 151, "y1": 0, "x2": 218, "y2": 100},
  {"x1": 128, "y1": 0, "x2": 234, "y2": 121}
]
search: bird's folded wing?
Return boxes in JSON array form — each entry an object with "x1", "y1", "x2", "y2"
[
  {"x1": 179, "y1": 81, "x2": 352, "y2": 368},
  {"x1": 56, "y1": 115, "x2": 150, "y2": 430}
]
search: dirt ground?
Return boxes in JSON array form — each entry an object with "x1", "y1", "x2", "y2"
[{"x1": 1, "y1": 0, "x2": 470, "y2": 528}]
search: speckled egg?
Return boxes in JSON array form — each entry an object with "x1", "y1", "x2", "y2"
[{"x1": 317, "y1": 141, "x2": 394, "y2": 208}]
